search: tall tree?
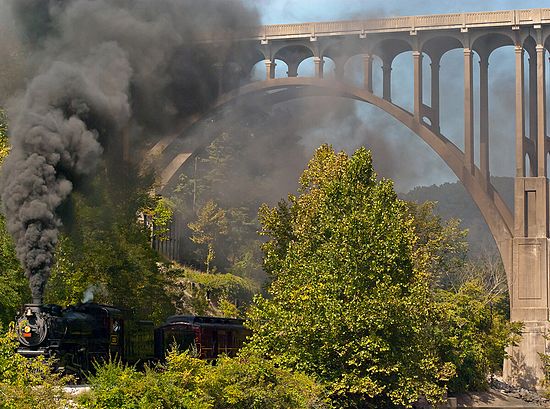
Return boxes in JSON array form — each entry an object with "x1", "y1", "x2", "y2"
[
  {"x1": 188, "y1": 200, "x2": 229, "y2": 274},
  {"x1": 45, "y1": 165, "x2": 173, "y2": 322},
  {"x1": 0, "y1": 109, "x2": 28, "y2": 326},
  {"x1": 404, "y1": 200, "x2": 469, "y2": 288},
  {"x1": 245, "y1": 145, "x2": 452, "y2": 408}
]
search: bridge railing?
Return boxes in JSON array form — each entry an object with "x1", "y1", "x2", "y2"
[{"x1": 200, "y1": 9, "x2": 550, "y2": 42}]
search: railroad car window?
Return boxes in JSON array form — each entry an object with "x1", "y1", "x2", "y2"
[{"x1": 164, "y1": 329, "x2": 195, "y2": 352}]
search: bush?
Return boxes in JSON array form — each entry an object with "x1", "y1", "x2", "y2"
[
  {"x1": 0, "y1": 325, "x2": 73, "y2": 409},
  {"x1": 164, "y1": 264, "x2": 257, "y2": 317},
  {"x1": 203, "y1": 355, "x2": 326, "y2": 409},
  {"x1": 434, "y1": 280, "x2": 521, "y2": 393},
  {"x1": 80, "y1": 350, "x2": 326, "y2": 409}
]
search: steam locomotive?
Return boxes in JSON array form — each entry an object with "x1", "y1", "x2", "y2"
[{"x1": 15, "y1": 302, "x2": 249, "y2": 377}]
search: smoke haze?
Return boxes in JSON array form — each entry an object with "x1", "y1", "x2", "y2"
[{"x1": 0, "y1": 0, "x2": 259, "y2": 302}]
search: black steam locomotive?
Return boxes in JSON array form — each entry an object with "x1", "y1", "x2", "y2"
[{"x1": 15, "y1": 303, "x2": 249, "y2": 377}]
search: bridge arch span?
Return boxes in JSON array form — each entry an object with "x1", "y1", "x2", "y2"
[
  {"x1": 149, "y1": 10, "x2": 550, "y2": 385},
  {"x1": 155, "y1": 77, "x2": 514, "y2": 275}
]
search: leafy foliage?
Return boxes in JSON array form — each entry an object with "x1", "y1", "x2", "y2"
[
  {"x1": 142, "y1": 196, "x2": 175, "y2": 242},
  {"x1": 434, "y1": 281, "x2": 521, "y2": 393},
  {"x1": 0, "y1": 109, "x2": 9, "y2": 160},
  {"x1": 0, "y1": 109, "x2": 28, "y2": 326},
  {"x1": 0, "y1": 325, "x2": 73, "y2": 408},
  {"x1": 163, "y1": 264, "x2": 257, "y2": 317},
  {"x1": 406, "y1": 203, "x2": 517, "y2": 392},
  {"x1": 404, "y1": 200, "x2": 469, "y2": 288},
  {"x1": 188, "y1": 200, "x2": 229, "y2": 273},
  {"x1": 46, "y1": 166, "x2": 173, "y2": 322},
  {"x1": 169, "y1": 109, "x2": 308, "y2": 283},
  {"x1": 79, "y1": 350, "x2": 326, "y2": 409},
  {"x1": 246, "y1": 145, "x2": 452, "y2": 408}
]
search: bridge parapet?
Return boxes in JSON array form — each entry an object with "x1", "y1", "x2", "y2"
[
  {"x1": 157, "y1": 9, "x2": 550, "y2": 390},
  {"x1": 205, "y1": 8, "x2": 550, "y2": 42}
]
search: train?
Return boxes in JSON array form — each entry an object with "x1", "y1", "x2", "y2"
[{"x1": 15, "y1": 302, "x2": 250, "y2": 377}]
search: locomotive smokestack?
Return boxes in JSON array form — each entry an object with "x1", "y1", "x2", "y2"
[{"x1": 32, "y1": 296, "x2": 43, "y2": 305}]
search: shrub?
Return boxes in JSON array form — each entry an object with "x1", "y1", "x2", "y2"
[
  {"x1": 203, "y1": 355, "x2": 327, "y2": 409},
  {"x1": 434, "y1": 280, "x2": 521, "y2": 392},
  {"x1": 0, "y1": 325, "x2": 73, "y2": 409},
  {"x1": 80, "y1": 349, "x2": 326, "y2": 409}
]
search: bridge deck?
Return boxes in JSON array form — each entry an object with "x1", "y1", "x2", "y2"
[{"x1": 222, "y1": 8, "x2": 550, "y2": 41}]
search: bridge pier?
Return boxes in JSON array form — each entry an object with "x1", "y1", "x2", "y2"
[
  {"x1": 155, "y1": 9, "x2": 550, "y2": 389},
  {"x1": 503, "y1": 28, "x2": 550, "y2": 389},
  {"x1": 504, "y1": 177, "x2": 550, "y2": 389}
]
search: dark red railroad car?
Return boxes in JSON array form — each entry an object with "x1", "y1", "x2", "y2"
[{"x1": 154, "y1": 315, "x2": 250, "y2": 360}]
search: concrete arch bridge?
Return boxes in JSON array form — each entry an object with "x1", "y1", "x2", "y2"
[{"x1": 150, "y1": 8, "x2": 550, "y2": 388}]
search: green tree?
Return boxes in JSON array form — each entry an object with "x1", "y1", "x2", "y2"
[
  {"x1": 245, "y1": 145, "x2": 452, "y2": 408},
  {"x1": 0, "y1": 109, "x2": 28, "y2": 326},
  {"x1": 188, "y1": 200, "x2": 229, "y2": 274},
  {"x1": 434, "y1": 280, "x2": 521, "y2": 392},
  {"x1": 406, "y1": 200, "x2": 518, "y2": 391},
  {"x1": 163, "y1": 264, "x2": 257, "y2": 317},
  {"x1": 141, "y1": 195, "x2": 175, "y2": 242},
  {"x1": 46, "y1": 165, "x2": 173, "y2": 322},
  {"x1": 404, "y1": 200, "x2": 469, "y2": 288}
]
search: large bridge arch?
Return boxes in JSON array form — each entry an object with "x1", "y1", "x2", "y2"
[
  {"x1": 148, "y1": 10, "x2": 550, "y2": 388},
  {"x1": 154, "y1": 77, "x2": 514, "y2": 277}
]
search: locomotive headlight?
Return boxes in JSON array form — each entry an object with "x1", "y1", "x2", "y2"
[{"x1": 23, "y1": 326, "x2": 32, "y2": 338}]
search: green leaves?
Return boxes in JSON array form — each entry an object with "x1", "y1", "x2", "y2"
[
  {"x1": 80, "y1": 351, "x2": 326, "y2": 409},
  {"x1": 0, "y1": 326, "x2": 73, "y2": 408},
  {"x1": 189, "y1": 200, "x2": 229, "y2": 273},
  {"x1": 0, "y1": 109, "x2": 28, "y2": 326},
  {"x1": 0, "y1": 108, "x2": 9, "y2": 164},
  {"x1": 247, "y1": 145, "x2": 448, "y2": 407},
  {"x1": 434, "y1": 280, "x2": 521, "y2": 393},
  {"x1": 45, "y1": 167, "x2": 173, "y2": 322}
]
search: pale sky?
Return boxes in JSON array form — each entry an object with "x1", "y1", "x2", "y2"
[
  {"x1": 251, "y1": 0, "x2": 550, "y2": 24},
  {"x1": 245, "y1": 0, "x2": 550, "y2": 191}
]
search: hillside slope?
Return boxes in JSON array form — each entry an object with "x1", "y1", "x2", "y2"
[{"x1": 401, "y1": 177, "x2": 513, "y2": 254}]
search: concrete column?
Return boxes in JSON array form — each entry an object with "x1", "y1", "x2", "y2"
[
  {"x1": 314, "y1": 57, "x2": 324, "y2": 79},
  {"x1": 537, "y1": 44, "x2": 547, "y2": 177},
  {"x1": 529, "y1": 53, "x2": 539, "y2": 164},
  {"x1": 504, "y1": 44, "x2": 550, "y2": 391},
  {"x1": 479, "y1": 55, "x2": 490, "y2": 190},
  {"x1": 334, "y1": 62, "x2": 345, "y2": 81},
  {"x1": 413, "y1": 51, "x2": 423, "y2": 120},
  {"x1": 464, "y1": 48, "x2": 474, "y2": 174},
  {"x1": 265, "y1": 59, "x2": 276, "y2": 80},
  {"x1": 505, "y1": 177, "x2": 550, "y2": 390},
  {"x1": 364, "y1": 54, "x2": 373, "y2": 92},
  {"x1": 431, "y1": 57, "x2": 441, "y2": 133},
  {"x1": 382, "y1": 61, "x2": 392, "y2": 101},
  {"x1": 287, "y1": 62, "x2": 299, "y2": 78},
  {"x1": 516, "y1": 46, "x2": 526, "y2": 177}
]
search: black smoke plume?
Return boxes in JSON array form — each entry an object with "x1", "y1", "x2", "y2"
[{"x1": 1, "y1": 0, "x2": 258, "y2": 303}]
